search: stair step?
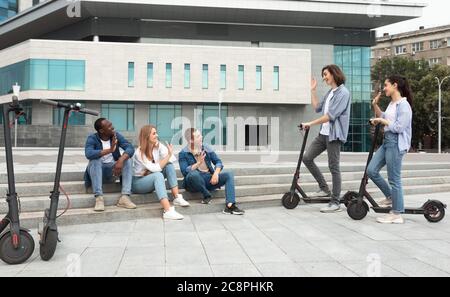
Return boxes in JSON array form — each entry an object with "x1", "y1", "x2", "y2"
[
  {"x1": 13, "y1": 183, "x2": 450, "y2": 229},
  {"x1": 2, "y1": 178, "x2": 450, "y2": 214}
]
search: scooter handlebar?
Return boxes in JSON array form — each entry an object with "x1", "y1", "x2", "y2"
[
  {"x1": 298, "y1": 124, "x2": 310, "y2": 131},
  {"x1": 40, "y1": 99, "x2": 99, "y2": 116},
  {"x1": 78, "y1": 108, "x2": 99, "y2": 116}
]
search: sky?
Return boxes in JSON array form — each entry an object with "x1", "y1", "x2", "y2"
[{"x1": 375, "y1": 0, "x2": 450, "y2": 36}]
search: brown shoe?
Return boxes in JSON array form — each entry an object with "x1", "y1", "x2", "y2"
[
  {"x1": 117, "y1": 195, "x2": 137, "y2": 209},
  {"x1": 94, "y1": 196, "x2": 105, "y2": 212}
]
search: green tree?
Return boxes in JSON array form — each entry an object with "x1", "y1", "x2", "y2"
[{"x1": 372, "y1": 57, "x2": 450, "y2": 150}]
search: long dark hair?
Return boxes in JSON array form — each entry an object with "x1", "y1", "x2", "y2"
[{"x1": 387, "y1": 75, "x2": 414, "y2": 106}]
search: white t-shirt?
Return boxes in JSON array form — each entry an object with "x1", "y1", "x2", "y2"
[
  {"x1": 133, "y1": 143, "x2": 177, "y2": 176},
  {"x1": 101, "y1": 139, "x2": 114, "y2": 164},
  {"x1": 320, "y1": 88, "x2": 337, "y2": 136},
  {"x1": 384, "y1": 99, "x2": 402, "y2": 132}
]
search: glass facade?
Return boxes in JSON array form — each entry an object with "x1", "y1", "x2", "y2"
[
  {"x1": 334, "y1": 45, "x2": 372, "y2": 152},
  {"x1": 273, "y1": 66, "x2": 279, "y2": 91},
  {"x1": 256, "y1": 65, "x2": 262, "y2": 90},
  {"x1": 53, "y1": 102, "x2": 86, "y2": 126},
  {"x1": 147, "y1": 63, "x2": 153, "y2": 88},
  {"x1": 196, "y1": 105, "x2": 228, "y2": 146},
  {"x1": 149, "y1": 104, "x2": 182, "y2": 144},
  {"x1": 184, "y1": 64, "x2": 190, "y2": 89},
  {"x1": 220, "y1": 65, "x2": 226, "y2": 90},
  {"x1": 128, "y1": 62, "x2": 134, "y2": 87},
  {"x1": 0, "y1": 0, "x2": 17, "y2": 22},
  {"x1": 238, "y1": 65, "x2": 244, "y2": 90},
  {"x1": 101, "y1": 103, "x2": 135, "y2": 131},
  {"x1": 202, "y1": 64, "x2": 208, "y2": 89},
  {"x1": 0, "y1": 59, "x2": 85, "y2": 95},
  {"x1": 165, "y1": 63, "x2": 172, "y2": 88}
]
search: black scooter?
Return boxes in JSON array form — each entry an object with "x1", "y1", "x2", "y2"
[
  {"x1": 0, "y1": 95, "x2": 35, "y2": 265},
  {"x1": 282, "y1": 124, "x2": 346, "y2": 209},
  {"x1": 345, "y1": 122, "x2": 446, "y2": 223},
  {"x1": 39, "y1": 99, "x2": 98, "y2": 261}
]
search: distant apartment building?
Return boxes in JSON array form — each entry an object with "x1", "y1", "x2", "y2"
[{"x1": 372, "y1": 25, "x2": 450, "y2": 67}]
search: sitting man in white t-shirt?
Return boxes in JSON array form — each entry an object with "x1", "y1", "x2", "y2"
[{"x1": 84, "y1": 118, "x2": 136, "y2": 212}]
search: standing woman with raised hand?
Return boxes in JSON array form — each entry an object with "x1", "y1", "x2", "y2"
[
  {"x1": 368, "y1": 75, "x2": 413, "y2": 224},
  {"x1": 301, "y1": 65, "x2": 352, "y2": 213}
]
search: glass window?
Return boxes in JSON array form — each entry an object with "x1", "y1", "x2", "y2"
[
  {"x1": 238, "y1": 65, "x2": 244, "y2": 90},
  {"x1": 165, "y1": 63, "x2": 172, "y2": 88},
  {"x1": 53, "y1": 101, "x2": 86, "y2": 126},
  {"x1": 256, "y1": 65, "x2": 262, "y2": 90},
  {"x1": 66, "y1": 60, "x2": 85, "y2": 91},
  {"x1": 197, "y1": 104, "x2": 227, "y2": 146},
  {"x1": 184, "y1": 64, "x2": 190, "y2": 89},
  {"x1": 101, "y1": 103, "x2": 135, "y2": 131},
  {"x1": 49, "y1": 60, "x2": 66, "y2": 90},
  {"x1": 395, "y1": 45, "x2": 407, "y2": 55},
  {"x1": 202, "y1": 64, "x2": 208, "y2": 89},
  {"x1": 30, "y1": 59, "x2": 48, "y2": 90},
  {"x1": 220, "y1": 64, "x2": 226, "y2": 90},
  {"x1": 128, "y1": 62, "x2": 134, "y2": 87},
  {"x1": 273, "y1": 66, "x2": 279, "y2": 91},
  {"x1": 147, "y1": 63, "x2": 153, "y2": 88},
  {"x1": 412, "y1": 42, "x2": 424, "y2": 52},
  {"x1": 0, "y1": 58, "x2": 85, "y2": 95},
  {"x1": 149, "y1": 104, "x2": 182, "y2": 144}
]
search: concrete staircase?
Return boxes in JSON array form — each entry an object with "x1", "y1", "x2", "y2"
[{"x1": 1, "y1": 163, "x2": 450, "y2": 229}]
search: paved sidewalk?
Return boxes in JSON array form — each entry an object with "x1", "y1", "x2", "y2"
[{"x1": 1, "y1": 192, "x2": 449, "y2": 277}]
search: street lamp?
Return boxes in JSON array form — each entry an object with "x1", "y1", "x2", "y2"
[{"x1": 435, "y1": 76, "x2": 450, "y2": 154}]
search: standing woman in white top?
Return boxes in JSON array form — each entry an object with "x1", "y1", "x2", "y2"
[
  {"x1": 132, "y1": 125, "x2": 190, "y2": 220},
  {"x1": 369, "y1": 75, "x2": 413, "y2": 224}
]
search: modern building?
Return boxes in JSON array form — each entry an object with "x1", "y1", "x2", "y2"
[
  {"x1": 372, "y1": 25, "x2": 450, "y2": 67},
  {"x1": 0, "y1": 0, "x2": 424, "y2": 151}
]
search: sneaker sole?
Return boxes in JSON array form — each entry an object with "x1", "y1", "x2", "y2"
[
  {"x1": 174, "y1": 202, "x2": 191, "y2": 207},
  {"x1": 117, "y1": 204, "x2": 137, "y2": 209},
  {"x1": 320, "y1": 208, "x2": 343, "y2": 213},
  {"x1": 222, "y1": 210, "x2": 245, "y2": 215}
]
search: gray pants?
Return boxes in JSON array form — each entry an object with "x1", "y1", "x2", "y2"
[{"x1": 303, "y1": 134, "x2": 341, "y2": 204}]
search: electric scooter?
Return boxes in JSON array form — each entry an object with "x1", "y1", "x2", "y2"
[
  {"x1": 282, "y1": 124, "x2": 347, "y2": 209},
  {"x1": 345, "y1": 122, "x2": 446, "y2": 223},
  {"x1": 0, "y1": 94, "x2": 35, "y2": 265},
  {"x1": 39, "y1": 99, "x2": 98, "y2": 261}
]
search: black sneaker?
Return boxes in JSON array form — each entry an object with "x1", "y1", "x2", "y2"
[
  {"x1": 223, "y1": 204, "x2": 245, "y2": 215},
  {"x1": 201, "y1": 198, "x2": 212, "y2": 204}
]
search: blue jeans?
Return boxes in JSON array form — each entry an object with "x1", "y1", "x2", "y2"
[
  {"x1": 184, "y1": 170, "x2": 236, "y2": 204},
  {"x1": 131, "y1": 163, "x2": 178, "y2": 201},
  {"x1": 367, "y1": 132, "x2": 406, "y2": 214},
  {"x1": 87, "y1": 158, "x2": 133, "y2": 196}
]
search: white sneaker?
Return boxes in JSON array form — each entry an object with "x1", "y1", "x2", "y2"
[
  {"x1": 173, "y1": 194, "x2": 190, "y2": 207},
  {"x1": 376, "y1": 213, "x2": 404, "y2": 224},
  {"x1": 320, "y1": 203, "x2": 342, "y2": 213},
  {"x1": 163, "y1": 207, "x2": 184, "y2": 220},
  {"x1": 378, "y1": 198, "x2": 393, "y2": 208}
]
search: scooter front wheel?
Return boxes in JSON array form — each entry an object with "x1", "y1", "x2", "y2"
[
  {"x1": 343, "y1": 191, "x2": 358, "y2": 208},
  {"x1": 423, "y1": 200, "x2": 446, "y2": 223},
  {"x1": 40, "y1": 228, "x2": 58, "y2": 261},
  {"x1": 347, "y1": 200, "x2": 369, "y2": 221},
  {"x1": 0, "y1": 230, "x2": 35, "y2": 265},
  {"x1": 282, "y1": 192, "x2": 300, "y2": 210}
]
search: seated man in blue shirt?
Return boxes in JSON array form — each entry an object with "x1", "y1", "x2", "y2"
[
  {"x1": 178, "y1": 128, "x2": 244, "y2": 215},
  {"x1": 84, "y1": 118, "x2": 136, "y2": 212}
]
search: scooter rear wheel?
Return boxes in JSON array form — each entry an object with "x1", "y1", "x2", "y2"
[
  {"x1": 423, "y1": 200, "x2": 446, "y2": 223},
  {"x1": 0, "y1": 230, "x2": 35, "y2": 265},
  {"x1": 40, "y1": 228, "x2": 58, "y2": 261},
  {"x1": 347, "y1": 200, "x2": 369, "y2": 221},
  {"x1": 282, "y1": 192, "x2": 300, "y2": 210}
]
